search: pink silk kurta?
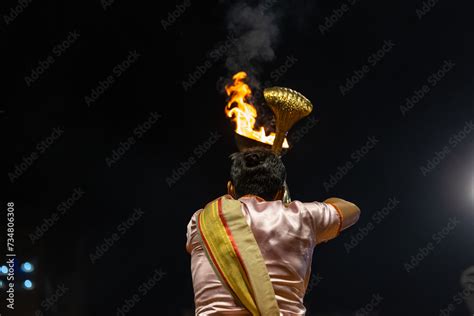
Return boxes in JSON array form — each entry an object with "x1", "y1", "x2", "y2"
[{"x1": 186, "y1": 195, "x2": 342, "y2": 315}]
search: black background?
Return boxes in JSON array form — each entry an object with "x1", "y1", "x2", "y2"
[{"x1": 2, "y1": 0, "x2": 474, "y2": 315}]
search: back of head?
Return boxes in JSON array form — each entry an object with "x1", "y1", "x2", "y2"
[{"x1": 230, "y1": 148, "x2": 286, "y2": 201}]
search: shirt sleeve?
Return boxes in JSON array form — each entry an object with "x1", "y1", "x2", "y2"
[
  {"x1": 303, "y1": 201, "x2": 343, "y2": 244},
  {"x1": 185, "y1": 210, "x2": 201, "y2": 254}
]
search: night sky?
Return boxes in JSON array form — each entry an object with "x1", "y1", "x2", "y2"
[{"x1": 2, "y1": 0, "x2": 474, "y2": 315}]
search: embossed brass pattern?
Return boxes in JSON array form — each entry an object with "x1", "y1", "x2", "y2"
[{"x1": 263, "y1": 87, "x2": 313, "y2": 155}]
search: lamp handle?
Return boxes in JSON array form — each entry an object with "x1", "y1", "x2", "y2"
[{"x1": 282, "y1": 180, "x2": 291, "y2": 204}]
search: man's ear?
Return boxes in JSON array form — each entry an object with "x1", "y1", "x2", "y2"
[
  {"x1": 227, "y1": 181, "x2": 236, "y2": 198},
  {"x1": 273, "y1": 186, "x2": 285, "y2": 201}
]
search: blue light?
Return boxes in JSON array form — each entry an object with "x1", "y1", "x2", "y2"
[
  {"x1": 0, "y1": 266, "x2": 7, "y2": 274},
  {"x1": 0, "y1": 280, "x2": 4, "y2": 288},
  {"x1": 23, "y1": 280, "x2": 33, "y2": 289},
  {"x1": 21, "y1": 262, "x2": 34, "y2": 273}
]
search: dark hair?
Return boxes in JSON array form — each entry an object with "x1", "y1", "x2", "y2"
[{"x1": 229, "y1": 148, "x2": 286, "y2": 200}]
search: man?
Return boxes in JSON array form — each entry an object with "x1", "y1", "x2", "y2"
[{"x1": 186, "y1": 148, "x2": 360, "y2": 315}]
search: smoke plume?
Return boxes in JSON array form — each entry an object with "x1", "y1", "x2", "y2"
[
  {"x1": 222, "y1": 0, "x2": 282, "y2": 128},
  {"x1": 225, "y1": 0, "x2": 280, "y2": 86}
]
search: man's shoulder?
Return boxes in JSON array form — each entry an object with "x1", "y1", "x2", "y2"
[
  {"x1": 187, "y1": 208, "x2": 202, "y2": 224},
  {"x1": 186, "y1": 208, "x2": 204, "y2": 254}
]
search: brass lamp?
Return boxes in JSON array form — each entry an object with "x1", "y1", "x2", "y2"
[{"x1": 263, "y1": 86, "x2": 313, "y2": 202}]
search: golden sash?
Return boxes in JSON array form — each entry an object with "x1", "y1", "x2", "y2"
[{"x1": 196, "y1": 195, "x2": 280, "y2": 316}]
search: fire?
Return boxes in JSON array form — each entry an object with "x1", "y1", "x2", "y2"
[{"x1": 225, "y1": 72, "x2": 289, "y2": 148}]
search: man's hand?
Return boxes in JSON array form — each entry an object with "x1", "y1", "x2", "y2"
[{"x1": 324, "y1": 197, "x2": 360, "y2": 231}]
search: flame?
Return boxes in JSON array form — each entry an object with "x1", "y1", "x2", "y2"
[{"x1": 225, "y1": 71, "x2": 289, "y2": 148}]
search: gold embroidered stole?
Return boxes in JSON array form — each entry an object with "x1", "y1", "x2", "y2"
[{"x1": 197, "y1": 195, "x2": 280, "y2": 316}]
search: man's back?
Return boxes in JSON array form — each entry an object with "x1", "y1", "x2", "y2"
[{"x1": 186, "y1": 195, "x2": 342, "y2": 315}]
